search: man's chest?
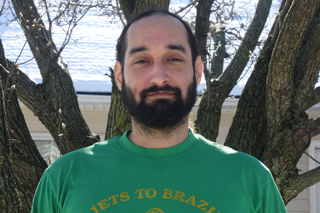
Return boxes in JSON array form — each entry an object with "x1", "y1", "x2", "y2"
[{"x1": 58, "y1": 165, "x2": 255, "y2": 213}]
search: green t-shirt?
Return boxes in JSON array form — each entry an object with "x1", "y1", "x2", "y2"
[{"x1": 31, "y1": 130, "x2": 287, "y2": 213}]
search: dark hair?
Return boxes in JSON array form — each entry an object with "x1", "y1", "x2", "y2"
[{"x1": 116, "y1": 10, "x2": 198, "y2": 68}]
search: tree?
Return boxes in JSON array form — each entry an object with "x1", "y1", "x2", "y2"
[{"x1": 0, "y1": 0, "x2": 319, "y2": 212}]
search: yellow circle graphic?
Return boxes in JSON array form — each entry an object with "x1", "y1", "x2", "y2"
[{"x1": 146, "y1": 208, "x2": 164, "y2": 213}]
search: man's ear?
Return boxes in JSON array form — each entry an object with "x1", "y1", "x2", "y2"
[
  {"x1": 195, "y1": 56, "x2": 203, "y2": 86},
  {"x1": 114, "y1": 61, "x2": 123, "y2": 91}
]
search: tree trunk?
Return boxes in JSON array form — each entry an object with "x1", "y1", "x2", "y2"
[
  {"x1": 263, "y1": 0, "x2": 320, "y2": 204},
  {"x1": 0, "y1": 39, "x2": 47, "y2": 212},
  {"x1": 105, "y1": 69, "x2": 131, "y2": 139},
  {"x1": 0, "y1": 60, "x2": 21, "y2": 212},
  {"x1": 226, "y1": 0, "x2": 320, "y2": 204}
]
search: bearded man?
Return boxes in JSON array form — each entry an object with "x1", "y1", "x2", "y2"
[{"x1": 31, "y1": 10, "x2": 287, "y2": 213}]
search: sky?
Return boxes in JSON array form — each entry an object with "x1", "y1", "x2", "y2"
[{"x1": 0, "y1": 0, "x2": 297, "y2": 96}]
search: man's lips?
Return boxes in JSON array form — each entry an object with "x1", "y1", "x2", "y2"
[{"x1": 146, "y1": 91, "x2": 176, "y2": 98}]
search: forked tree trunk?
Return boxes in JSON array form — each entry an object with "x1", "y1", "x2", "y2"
[{"x1": 9, "y1": 0, "x2": 96, "y2": 154}]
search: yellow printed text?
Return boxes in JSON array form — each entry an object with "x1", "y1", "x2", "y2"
[{"x1": 90, "y1": 192, "x2": 130, "y2": 213}]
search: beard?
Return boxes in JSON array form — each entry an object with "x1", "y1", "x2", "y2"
[{"x1": 121, "y1": 75, "x2": 197, "y2": 131}]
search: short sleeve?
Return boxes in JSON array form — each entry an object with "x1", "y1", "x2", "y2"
[
  {"x1": 31, "y1": 168, "x2": 59, "y2": 213},
  {"x1": 258, "y1": 172, "x2": 287, "y2": 213}
]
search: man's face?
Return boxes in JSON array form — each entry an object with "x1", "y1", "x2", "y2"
[{"x1": 114, "y1": 14, "x2": 203, "y2": 129}]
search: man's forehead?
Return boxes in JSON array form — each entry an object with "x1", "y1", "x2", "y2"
[
  {"x1": 125, "y1": 13, "x2": 189, "y2": 53},
  {"x1": 128, "y1": 13, "x2": 180, "y2": 31}
]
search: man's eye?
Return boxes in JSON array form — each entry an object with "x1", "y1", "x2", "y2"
[
  {"x1": 169, "y1": 58, "x2": 183, "y2": 62},
  {"x1": 135, "y1": 60, "x2": 148, "y2": 64}
]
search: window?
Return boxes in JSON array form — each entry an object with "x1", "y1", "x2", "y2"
[{"x1": 32, "y1": 134, "x2": 60, "y2": 165}]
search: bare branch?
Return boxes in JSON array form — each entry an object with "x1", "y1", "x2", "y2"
[
  {"x1": 175, "y1": 0, "x2": 198, "y2": 15},
  {"x1": 116, "y1": 0, "x2": 125, "y2": 27},
  {"x1": 218, "y1": 0, "x2": 272, "y2": 95},
  {"x1": 0, "y1": 0, "x2": 6, "y2": 16},
  {"x1": 56, "y1": 1, "x2": 92, "y2": 58},
  {"x1": 43, "y1": 0, "x2": 54, "y2": 58},
  {"x1": 304, "y1": 151, "x2": 320, "y2": 165}
]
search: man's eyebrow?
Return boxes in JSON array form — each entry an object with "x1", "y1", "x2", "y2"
[
  {"x1": 129, "y1": 47, "x2": 147, "y2": 56},
  {"x1": 167, "y1": 44, "x2": 187, "y2": 54}
]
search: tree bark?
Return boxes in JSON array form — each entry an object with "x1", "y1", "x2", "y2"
[
  {"x1": 224, "y1": 0, "x2": 287, "y2": 158},
  {"x1": 263, "y1": 0, "x2": 320, "y2": 204},
  {"x1": 211, "y1": 23, "x2": 226, "y2": 79},
  {"x1": 225, "y1": 0, "x2": 320, "y2": 204},
  {"x1": 105, "y1": 68, "x2": 131, "y2": 139},
  {"x1": 0, "y1": 60, "x2": 21, "y2": 212},
  {"x1": 0, "y1": 39, "x2": 47, "y2": 212}
]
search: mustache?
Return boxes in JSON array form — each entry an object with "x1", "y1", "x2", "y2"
[{"x1": 140, "y1": 85, "x2": 182, "y2": 100}]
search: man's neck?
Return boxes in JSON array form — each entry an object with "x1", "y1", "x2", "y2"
[{"x1": 127, "y1": 118, "x2": 190, "y2": 148}]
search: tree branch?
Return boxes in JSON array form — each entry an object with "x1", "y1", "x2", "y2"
[
  {"x1": 175, "y1": 0, "x2": 198, "y2": 15},
  {"x1": 266, "y1": 0, "x2": 320, "y2": 132},
  {"x1": 11, "y1": 0, "x2": 54, "y2": 76},
  {"x1": 293, "y1": 8, "x2": 320, "y2": 111},
  {"x1": 218, "y1": 0, "x2": 272, "y2": 96},
  {"x1": 119, "y1": 0, "x2": 135, "y2": 22},
  {"x1": 194, "y1": 0, "x2": 214, "y2": 111},
  {"x1": 211, "y1": 23, "x2": 226, "y2": 78},
  {"x1": 4, "y1": 60, "x2": 40, "y2": 112},
  {"x1": 116, "y1": 0, "x2": 125, "y2": 27},
  {"x1": 283, "y1": 166, "x2": 320, "y2": 204},
  {"x1": 195, "y1": 0, "x2": 272, "y2": 141},
  {"x1": 0, "y1": 39, "x2": 40, "y2": 114},
  {"x1": 0, "y1": 0, "x2": 6, "y2": 16},
  {"x1": 309, "y1": 116, "x2": 320, "y2": 138},
  {"x1": 310, "y1": 87, "x2": 320, "y2": 109}
]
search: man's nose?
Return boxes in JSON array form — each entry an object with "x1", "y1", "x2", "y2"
[{"x1": 150, "y1": 61, "x2": 170, "y2": 86}]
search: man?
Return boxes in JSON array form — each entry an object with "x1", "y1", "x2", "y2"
[{"x1": 31, "y1": 10, "x2": 287, "y2": 213}]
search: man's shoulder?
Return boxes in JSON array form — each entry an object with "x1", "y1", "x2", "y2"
[
  {"x1": 45, "y1": 135, "x2": 121, "y2": 172},
  {"x1": 66, "y1": 135, "x2": 120, "y2": 156},
  {"x1": 195, "y1": 133, "x2": 270, "y2": 173}
]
